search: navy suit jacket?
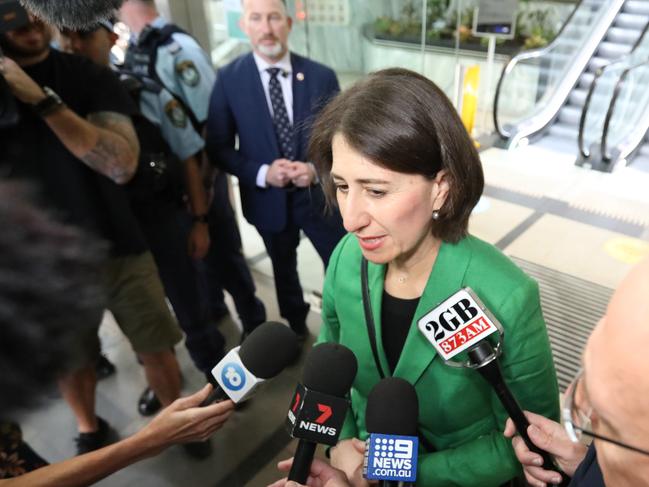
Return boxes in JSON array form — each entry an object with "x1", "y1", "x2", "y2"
[{"x1": 206, "y1": 52, "x2": 340, "y2": 232}]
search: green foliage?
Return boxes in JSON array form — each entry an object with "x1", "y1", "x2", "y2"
[{"x1": 372, "y1": 0, "x2": 558, "y2": 52}]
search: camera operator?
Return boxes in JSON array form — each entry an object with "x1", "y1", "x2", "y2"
[{"x1": 0, "y1": 6, "x2": 190, "y2": 456}]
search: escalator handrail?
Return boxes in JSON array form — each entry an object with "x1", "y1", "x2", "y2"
[
  {"x1": 578, "y1": 18, "x2": 649, "y2": 158},
  {"x1": 494, "y1": 0, "x2": 625, "y2": 141},
  {"x1": 601, "y1": 58, "x2": 649, "y2": 162},
  {"x1": 493, "y1": 0, "x2": 587, "y2": 138}
]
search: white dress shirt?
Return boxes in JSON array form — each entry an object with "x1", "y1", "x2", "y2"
[{"x1": 253, "y1": 52, "x2": 294, "y2": 188}]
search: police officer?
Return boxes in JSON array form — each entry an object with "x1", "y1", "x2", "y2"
[{"x1": 117, "y1": 3, "x2": 267, "y2": 338}]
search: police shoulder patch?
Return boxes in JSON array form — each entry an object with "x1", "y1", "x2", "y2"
[
  {"x1": 175, "y1": 60, "x2": 200, "y2": 87},
  {"x1": 164, "y1": 99, "x2": 188, "y2": 128}
]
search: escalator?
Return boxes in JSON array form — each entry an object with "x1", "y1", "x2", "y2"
[{"x1": 494, "y1": 0, "x2": 649, "y2": 155}]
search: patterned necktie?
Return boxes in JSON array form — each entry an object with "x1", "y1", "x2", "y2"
[{"x1": 267, "y1": 67, "x2": 295, "y2": 160}]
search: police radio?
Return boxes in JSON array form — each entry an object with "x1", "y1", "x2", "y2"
[{"x1": 418, "y1": 288, "x2": 570, "y2": 487}]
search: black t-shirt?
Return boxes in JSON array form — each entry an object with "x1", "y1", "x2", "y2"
[
  {"x1": 0, "y1": 50, "x2": 146, "y2": 256},
  {"x1": 381, "y1": 291, "x2": 420, "y2": 373}
]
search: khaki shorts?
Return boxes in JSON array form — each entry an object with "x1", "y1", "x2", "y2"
[{"x1": 67, "y1": 251, "x2": 183, "y2": 371}]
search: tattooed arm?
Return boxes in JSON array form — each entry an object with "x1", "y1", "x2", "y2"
[{"x1": 42, "y1": 109, "x2": 139, "y2": 184}]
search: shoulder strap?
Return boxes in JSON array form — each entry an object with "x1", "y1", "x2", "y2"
[{"x1": 361, "y1": 257, "x2": 387, "y2": 379}]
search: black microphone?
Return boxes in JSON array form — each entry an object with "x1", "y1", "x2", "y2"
[
  {"x1": 364, "y1": 378, "x2": 419, "y2": 487},
  {"x1": 286, "y1": 343, "x2": 358, "y2": 484},
  {"x1": 467, "y1": 342, "x2": 570, "y2": 487},
  {"x1": 200, "y1": 321, "x2": 298, "y2": 406},
  {"x1": 417, "y1": 287, "x2": 570, "y2": 487}
]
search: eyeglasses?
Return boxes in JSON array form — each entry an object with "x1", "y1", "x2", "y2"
[{"x1": 562, "y1": 369, "x2": 649, "y2": 457}]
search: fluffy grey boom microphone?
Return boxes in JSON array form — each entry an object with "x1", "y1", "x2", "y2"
[{"x1": 19, "y1": 0, "x2": 124, "y2": 29}]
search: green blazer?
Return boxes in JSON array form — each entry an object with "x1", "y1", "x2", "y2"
[{"x1": 318, "y1": 233, "x2": 560, "y2": 487}]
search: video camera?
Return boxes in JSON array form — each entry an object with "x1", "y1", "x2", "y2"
[{"x1": 0, "y1": 0, "x2": 29, "y2": 128}]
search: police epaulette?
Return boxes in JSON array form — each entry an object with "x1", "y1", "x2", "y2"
[{"x1": 167, "y1": 41, "x2": 182, "y2": 55}]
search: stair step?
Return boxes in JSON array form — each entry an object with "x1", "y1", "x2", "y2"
[
  {"x1": 569, "y1": 88, "x2": 589, "y2": 107},
  {"x1": 624, "y1": 0, "x2": 649, "y2": 16},
  {"x1": 588, "y1": 56, "x2": 610, "y2": 71},
  {"x1": 579, "y1": 72, "x2": 595, "y2": 89},
  {"x1": 615, "y1": 13, "x2": 649, "y2": 30},
  {"x1": 549, "y1": 122, "x2": 579, "y2": 139},
  {"x1": 607, "y1": 26, "x2": 642, "y2": 45},
  {"x1": 596, "y1": 41, "x2": 632, "y2": 59},
  {"x1": 559, "y1": 106, "x2": 583, "y2": 126}
]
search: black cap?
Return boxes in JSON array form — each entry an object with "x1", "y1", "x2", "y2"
[
  {"x1": 302, "y1": 342, "x2": 358, "y2": 397},
  {"x1": 366, "y1": 377, "x2": 419, "y2": 436},
  {"x1": 238, "y1": 321, "x2": 299, "y2": 379}
]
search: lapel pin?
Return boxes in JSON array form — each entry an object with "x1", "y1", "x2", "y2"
[{"x1": 297, "y1": 72, "x2": 305, "y2": 81}]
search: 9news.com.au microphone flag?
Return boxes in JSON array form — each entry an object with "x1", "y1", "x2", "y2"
[
  {"x1": 286, "y1": 343, "x2": 358, "y2": 484},
  {"x1": 364, "y1": 378, "x2": 419, "y2": 486}
]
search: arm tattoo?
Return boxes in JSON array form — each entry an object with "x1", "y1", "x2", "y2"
[{"x1": 83, "y1": 112, "x2": 140, "y2": 184}]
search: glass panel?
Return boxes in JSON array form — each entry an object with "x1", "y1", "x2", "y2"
[
  {"x1": 604, "y1": 61, "x2": 649, "y2": 161},
  {"x1": 201, "y1": 1, "x2": 578, "y2": 137},
  {"x1": 580, "y1": 32, "x2": 649, "y2": 158},
  {"x1": 495, "y1": 0, "x2": 613, "y2": 138}
]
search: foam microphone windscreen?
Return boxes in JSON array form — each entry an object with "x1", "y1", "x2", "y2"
[
  {"x1": 239, "y1": 321, "x2": 299, "y2": 379},
  {"x1": 366, "y1": 377, "x2": 419, "y2": 436},
  {"x1": 303, "y1": 343, "x2": 358, "y2": 396},
  {"x1": 19, "y1": 0, "x2": 123, "y2": 29}
]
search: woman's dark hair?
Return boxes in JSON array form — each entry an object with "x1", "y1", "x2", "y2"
[
  {"x1": 309, "y1": 68, "x2": 484, "y2": 243},
  {"x1": 0, "y1": 182, "x2": 106, "y2": 415}
]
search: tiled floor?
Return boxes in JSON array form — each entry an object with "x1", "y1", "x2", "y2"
[{"x1": 18, "y1": 143, "x2": 649, "y2": 486}]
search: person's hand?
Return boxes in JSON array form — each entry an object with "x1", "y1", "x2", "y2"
[
  {"x1": 266, "y1": 159, "x2": 292, "y2": 187},
  {"x1": 136, "y1": 384, "x2": 235, "y2": 455},
  {"x1": 504, "y1": 411, "x2": 588, "y2": 486},
  {"x1": 268, "y1": 457, "x2": 352, "y2": 487},
  {"x1": 287, "y1": 161, "x2": 316, "y2": 188},
  {"x1": 187, "y1": 221, "x2": 210, "y2": 259},
  {"x1": 0, "y1": 56, "x2": 47, "y2": 105},
  {"x1": 330, "y1": 438, "x2": 370, "y2": 487}
]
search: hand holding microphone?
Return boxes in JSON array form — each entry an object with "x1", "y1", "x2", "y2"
[
  {"x1": 201, "y1": 321, "x2": 299, "y2": 406},
  {"x1": 504, "y1": 411, "x2": 588, "y2": 486},
  {"x1": 418, "y1": 288, "x2": 570, "y2": 487}
]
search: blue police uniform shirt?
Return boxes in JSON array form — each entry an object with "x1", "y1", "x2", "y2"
[
  {"x1": 141, "y1": 16, "x2": 216, "y2": 124},
  {"x1": 139, "y1": 87, "x2": 204, "y2": 161}
]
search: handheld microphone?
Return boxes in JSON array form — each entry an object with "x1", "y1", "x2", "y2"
[
  {"x1": 417, "y1": 288, "x2": 570, "y2": 487},
  {"x1": 200, "y1": 321, "x2": 298, "y2": 406},
  {"x1": 364, "y1": 378, "x2": 419, "y2": 487},
  {"x1": 286, "y1": 342, "x2": 358, "y2": 484}
]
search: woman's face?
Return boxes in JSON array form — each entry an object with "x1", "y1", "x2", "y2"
[{"x1": 331, "y1": 133, "x2": 448, "y2": 265}]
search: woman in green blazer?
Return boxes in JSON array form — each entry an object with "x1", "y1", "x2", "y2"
[{"x1": 307, "y1": 69, "x2": 560, "y2": 487}]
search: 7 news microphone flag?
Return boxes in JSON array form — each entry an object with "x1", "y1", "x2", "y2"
[
  {"x1": 200, "y1": 321, "x2": 298, "y2": 406},
  {"x1": 286, "y1": 343, "x2": 358, "y2": 484},
  {"x1": 364, "y1": 377, "x2": 419, "y2": 487},
  {"x1": 418, "y1": 288, "x2": 570, "y2": 487}
]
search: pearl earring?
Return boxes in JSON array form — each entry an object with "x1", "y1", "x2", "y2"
[{"x1": 432, "y1": 210, "x2": 440, "y2": 220}]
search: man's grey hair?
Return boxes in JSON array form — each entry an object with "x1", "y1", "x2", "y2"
[{"x1": 19, "y1": 0, "x2": 124, "y2": 29}]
